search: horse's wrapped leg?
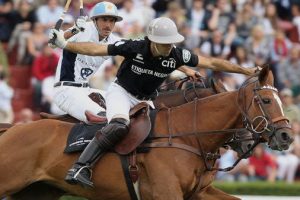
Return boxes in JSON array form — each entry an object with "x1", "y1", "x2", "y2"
[{"x1": 65, "y1": 117, "x2": 129, "y2": 188}]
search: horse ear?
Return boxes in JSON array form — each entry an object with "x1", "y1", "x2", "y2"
[{"x1": 258, "y1": 64, "x2": 270, "y2": 85}]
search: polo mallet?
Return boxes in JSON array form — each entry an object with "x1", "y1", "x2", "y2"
[
  {"x1": 79, "y1": 0, "x2": 85, "y2": 31},
  {"x1": 69, "y1": 0, "x2": 85, "y2": 33},
  {"x1": 48, "y1": 0, "x2": 73, "y2": 45}
]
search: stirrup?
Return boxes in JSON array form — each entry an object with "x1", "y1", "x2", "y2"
[
  {"x1": 73, "y1": 166, "x2": 94, "y2": 188},
  {"x1": 65, "y1": 166, "x2": 94, "y2": 188}
]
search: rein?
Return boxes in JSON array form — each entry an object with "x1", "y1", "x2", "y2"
[{"x1": 144, "y1": 73, "x2": 289, "y2": 172}]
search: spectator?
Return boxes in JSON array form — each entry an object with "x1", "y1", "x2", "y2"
[
  {"x1": 217, "y1": 148, "x2": 249, "y2": 182},
  {"x1": 280, "y1": 88, "x2": 300, "y2": 122},
  {"x1": 263, "y1": 3, "x2": 294, "y2": 36},
  {"x1": 260, "y1": 3, "x2": 280, "y2": 38},
  {"x1": 291, "y1": 120, "x2": 300, "y2": 158},
  {"x1": 274, "y1": 0, "x2": 293, "y2": 20},
  {"x1": 0, "y1": 64, "x2": 13, "y2": 123},
  {"x1": 200, "y1": 29, "x2": 231, "y2": 59},
  {"x1": 0, "y1": 0, "x2": 14, "y2": 42},
  {"x1": 278, "y1": 45, "x2": 300, "y2": 96},
  {"x1": 163, "y1": 1, "x2": 186, "y2": 34},
  {"x1": 244, "y1": 24, "x2": 271, "y2": 66},
  {"x1": 275, "y1": 129, "x2": 299, "y2": 183},
  {"x1": 208, "y1": 0, "x2": 235, "y2": 33},
  {"x1": 25, "y1": 22, "x2": 48, "y2": 65},
  {"x1": 292, "y1": 3, "x2": 300, "y2": 41},
  {"x1": 270, "y1": 29, "x2": 292, "y2": 63},
  {"x1": 7, "y1": 0, "x2": 37, "y2": 64},
  {"x1": 248, "y1": 144, "x2": 277, "y2": 182},
  {"x1": 269, "y1": 29, "x2": 293, "y2": 88},
  {"x1": 235, "y1": 2, "x2": 259, "y2": 43},
  {"x1": 117, "y1": 0, "x2": 144, "y2": 37},
  {"x1": 251, "y1": 0, "x2": 266, "y2": 18},
  {"x1": 36, "y1": 0, "x2": 63, "y2": 31},
  {"x1": 32, "y1": 42, "x2": 58, "y2": 109},
  {"x1": 0, "y1": 42, "x2": 8, "y2": 72},
  {"x1": 184, "y1": 0, "x2": 211, "y2": 49},
  {"x1": 228, "y1": 45, "x2": 254, "y2": 86},
  {"x1": 138, "y1": 0, "x2": 155, "y2": 28},
  {"x1": 151, "y1": 0, "x2": 171, "y2": 17}
]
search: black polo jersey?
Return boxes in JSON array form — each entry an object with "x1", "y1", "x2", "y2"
[{"x1": 107, "y1": 37, "x2": 198, "y2": 97}]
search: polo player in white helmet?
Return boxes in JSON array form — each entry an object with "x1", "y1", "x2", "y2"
[
  {"x1": 49, "y1": 16, "x2": 256, "y2": 188},
  {"x1": 52, "y1": 1, "x2": 122, "y2": 124}
]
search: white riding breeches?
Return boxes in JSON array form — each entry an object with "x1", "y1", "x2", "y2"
[
  {"x1": 105, "y1": 82, "x2": 154, "y2": 123},
  {"x1": 53, "y1": 86, "x2": 106, "y2": 123}
]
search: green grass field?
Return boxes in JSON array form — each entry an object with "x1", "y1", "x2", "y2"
[
  {"x1": 59, "y1": 181, "x2": 300, "y2": 199},
  {"x1": 213, "y1": 181, "x2": 300, "y2": 196}
]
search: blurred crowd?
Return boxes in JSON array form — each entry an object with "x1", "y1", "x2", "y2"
[{"x1": 1, "y1": 0, "x2": 300, "y2": 182}]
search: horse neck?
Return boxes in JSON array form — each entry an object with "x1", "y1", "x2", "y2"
[
  {"x1": 155, "y1": 91, "x2": 242, "y2": 152},
  {"x1": 154, "y1": 87, "x2": 216, "y2": 108}
]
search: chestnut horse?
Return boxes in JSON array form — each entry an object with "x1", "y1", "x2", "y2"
[{"x1": 0, "y1": 67, "x2": 293, "y2": 200}]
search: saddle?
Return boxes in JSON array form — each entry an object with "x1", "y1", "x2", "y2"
[{"x1": 64, "y1": 102, "x2": 151, "y2": 155}]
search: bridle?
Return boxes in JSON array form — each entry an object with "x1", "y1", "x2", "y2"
[
  {"x1": 145, "y1": 74, "x2": 291, "y2": 172},
  {"x1": 237, "y1": 76, "x2": 291, "y2": 144}
]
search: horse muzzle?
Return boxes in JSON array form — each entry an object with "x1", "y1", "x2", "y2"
[{"x1": 266, "y1": 128, "x2": 293, "y2": 151}]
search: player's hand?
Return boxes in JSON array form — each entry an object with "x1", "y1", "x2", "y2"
[
  {"x1": 48, "y1": 29, "x2": 67, "y2": 49},
  {"x1": 248, "y1": 66, "x2": 262, "y2": 75},
  {"x1": 71, "y1": 16, "x2": 88, "y2": 34},
  {"x1": 188, "y1": 71, "x2": 203, "y2": 81}
]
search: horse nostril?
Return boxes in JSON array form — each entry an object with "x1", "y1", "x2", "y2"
[{"x1": 281, "y1": 132, "x2": 289, "y2": 141}]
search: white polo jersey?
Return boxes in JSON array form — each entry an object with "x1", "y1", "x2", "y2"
[{"x1": 54, "y1": 21, "x2": 120, "y2": 83}]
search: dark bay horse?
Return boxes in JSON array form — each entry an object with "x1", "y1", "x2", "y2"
[{"x1": 0, "y1": 67, "x2": 293, "y2": 200}]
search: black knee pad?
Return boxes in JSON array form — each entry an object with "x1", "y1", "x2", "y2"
[
  {"x1": 96, "y1": 118, "x2": 129, "y2": 147},
  {"x1": 103, "y1": 118, "x2": 129, "y2": 135}
]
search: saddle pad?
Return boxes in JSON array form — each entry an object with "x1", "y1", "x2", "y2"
[{"x1": 64, "y1": 123, "x2": 106, "y2": 153}]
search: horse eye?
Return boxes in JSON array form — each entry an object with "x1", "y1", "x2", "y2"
[{"x1": 262, "y1": 98, "x2": 271, "y2": 104}]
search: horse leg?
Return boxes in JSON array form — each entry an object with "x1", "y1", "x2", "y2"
[
  {"x1": 7, "y1": 182, "x2": 65, "y2": 200},
  {"x1": 194, "y1": 185, "x2": 240, "y2": 200},
  {"x1": 0, "y1": 122, "x2": 65, "y2": 197},
  {"x1": 139, "y1": 151, "x2": 188, "y2": 200}
]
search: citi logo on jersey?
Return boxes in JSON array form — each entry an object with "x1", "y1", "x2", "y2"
[{"x1": 162, "y1": 58, "x2": 176, "y2": 68}]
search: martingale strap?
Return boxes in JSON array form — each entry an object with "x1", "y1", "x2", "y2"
[
  {"x1": 141, "y1": 142, "x2": 220, "y2": 160},
  {"x1": 120, "y1": 155, "x2": 139, "y2": 200}
]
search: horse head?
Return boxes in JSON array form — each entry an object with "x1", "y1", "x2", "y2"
[{"x1": 240, "y1": 65, "x2": 293, "y2": 151}]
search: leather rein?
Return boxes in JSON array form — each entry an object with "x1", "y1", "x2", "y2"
[{"x1": 142, "y1": 74, "x2": 290, "y2": 172}]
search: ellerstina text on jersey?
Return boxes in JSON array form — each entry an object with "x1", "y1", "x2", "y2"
[{"x1": 131, "y1": 65, "x2": 168, "y2": 78}]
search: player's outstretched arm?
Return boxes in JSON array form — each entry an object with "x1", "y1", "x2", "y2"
[
  {"x1": 65, "y1": 42, "x2": 109, "y2": 56},
  {"x1": 49, "y1": 29, "x2": 109, "y2": 56},
  {"x1": 197, "y1": 55, "x2": 255, "y2": 75}
]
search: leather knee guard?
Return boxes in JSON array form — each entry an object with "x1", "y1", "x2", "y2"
[{"x1": 95, "y1": 118, "x2": 129, "y2": 149}]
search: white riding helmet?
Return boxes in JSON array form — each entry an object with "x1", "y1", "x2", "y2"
[
  {"x1": 90, "y1": 1, "x2": 123, "y2": 22},
  {"x1": 147, "y1": 17, "x2": 184, "y2": 44}
]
